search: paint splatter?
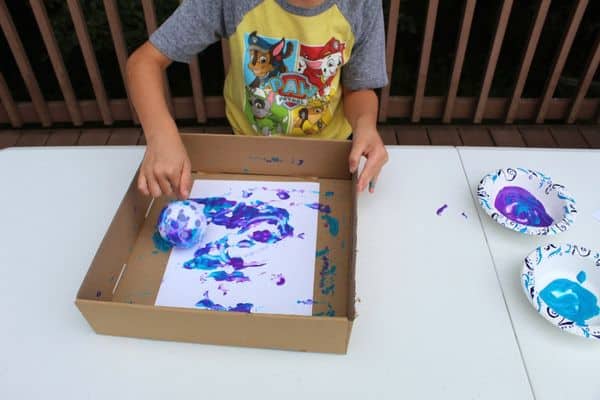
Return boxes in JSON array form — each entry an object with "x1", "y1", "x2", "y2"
[
  {"x1": 325, "y1": 191, "x2": 334, "y2": 198},
  {"x1": 276, "y1": 190, "x2": 290, "y2": 200},
  {"x1": 436, "y1": 204, "x2": 448, "y2": 216},
  {"x1": 321, "y1": 215, "x2": 339, "y2": 236},
  {"x1": 298, "y1": 233, "x2": 305, "y2": 239},
  {"x1": 242, "y1": 190, "x2": 253, "y2": 198},
  {"x1": 196, "y1": 292, "x2": 253, "y2": 313},
  {"x1": 539, "y1": 273, "x2": 599, "y2": 326},
  {"x1": 317, "y1": 247, "x2": 336, "y2": 295},
  {"x1": 461, "y1": 212, "x2": 468, "y2": 219},
  {"x1": 315, "y1": 303, "x2": 336, "y2": 317},
  {"x1": 495, "y1": 186, "x2": 554, "y2": 227},
  {"x1": 217, "y1": 283, "x2": 229, "y2": 295},
  {"x1": 297, "y1": 299, "x2": 317, "y2": 305},
  {"x1": 271, "y1": 273, "x2": 286, "y2": 286}
]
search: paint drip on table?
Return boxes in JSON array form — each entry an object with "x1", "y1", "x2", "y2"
[{"x1": 154, "y1": 180, "x2": 331, "y2": 316}]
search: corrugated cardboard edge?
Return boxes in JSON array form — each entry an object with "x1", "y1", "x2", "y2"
[{"x1": 76, "y1": 300, "x2": 351, "y2": 354}]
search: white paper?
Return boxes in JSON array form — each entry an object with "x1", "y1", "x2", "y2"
[
  {"x1": 155, "y1": 179, "x2": 320, "y2": 315},
  {"x1": 593, "y1": 209, "x2": 600, "y2": 223}
]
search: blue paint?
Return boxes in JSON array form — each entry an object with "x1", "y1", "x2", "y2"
[
  {"x1": 494, "y1": 186, "x2": 554, "y2": 227},
  {"x1": 297, "y1": 299, "x2": 317, "y2": 305},
  {"x1": 539, "y1": 277, "x2": 600, "y2": 326},
  {"x1": 184, "y1": 197, "x2": 293, "y2": 270},
  {"x1": 196, "y1": 295, "x2": 253, "y2": 313},
  {"x1": 208, "y1": 270, "x2": 250, "y2": 283},
  {"x1": 577, "y1": 271, "x2": 587, "y2": 284},
  {"x1": 321, "y1": 215, "x2": 339, "y2": 236},
  {"x1": 325, "y1": 191, "x2": 334, "y2": 198},
  {"x1": 152, "y1": 231, "x2": 173, "y2": 253},
  {"x1": 316, "y1": 247, "x2": 330, "y2": 257}
]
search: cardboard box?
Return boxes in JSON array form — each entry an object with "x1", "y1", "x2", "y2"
[{"x1": 76, "y1": 134, "x2": 357, "y2": 354}]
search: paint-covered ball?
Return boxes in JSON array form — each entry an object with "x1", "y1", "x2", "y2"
[{"x1": 156, "y1": 200, "x2": 207, "y2": 249}]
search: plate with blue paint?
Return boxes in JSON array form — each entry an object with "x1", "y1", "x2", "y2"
[
  {"x1": 477, "y1": 168, "x2": 577, "y2": 235},
  {"x1": 522, "y1": 244, "x2": 600, "y2": 340}
]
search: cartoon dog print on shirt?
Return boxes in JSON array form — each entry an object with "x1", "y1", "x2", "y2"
[
  {"x1": 247, "y1": 31, "x2": 294, "y2": 89},
  {"x1": 297, "y1": 38, "x2": 345, "y2": 96}
]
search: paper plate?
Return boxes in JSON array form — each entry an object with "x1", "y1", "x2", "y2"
[
  {"x1": 522, "y1": 244, "x2": 600, "y2": 340},
  {"x1": 477, "y1": 168, "x2": 577, "y2": 235}
]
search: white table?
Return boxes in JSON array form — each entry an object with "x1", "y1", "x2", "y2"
[
  {"x1": 0, "y1": 145, "x2": 540, "y2": 399},
  {"x1": 459, "y1": 147, "x2": 600, "y2": 400}
]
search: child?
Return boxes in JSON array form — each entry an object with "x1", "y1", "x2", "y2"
[{"x1": 126, "y1": 0, "x2": 389, "y2": 199}]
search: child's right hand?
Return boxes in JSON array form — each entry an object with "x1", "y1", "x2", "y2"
[{"x1": 138, "y1": 132, "x2": 192, "y2": 200}]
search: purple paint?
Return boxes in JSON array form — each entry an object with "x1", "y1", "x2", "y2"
[
  {"x1": 196, "y1": 291, "x2": 253, "y2": 313},
  {"x1": 276, "y1": 190, "x2": 291, "y2": 200},
  {"x1": 461, "y1": 212, "x2": 468, "y2": 219},
  {"x1": 436, "y1": 204, "x2": 448, "y2": 216},
  {"x1": 271, "y1": 273, "x2": 286, "y2": 286},
  {"x1": 242, "y1": 190, "x2": 253, "y2": 198},
  {"x1": 298, "y1": 233, "x2": 305, "y2": 239},
  {"x1": 217, "y1": 283, "x2": 229, "y2": 295},
  {"x1": 494, "y1": 186, "x2": 554, "y2": 227},
  {"x1": 184, "y1": 197, "x2": 293, "y2": 271},
  {"x1": 306, "y1": 203, "x2": 331, "y2": 213}
]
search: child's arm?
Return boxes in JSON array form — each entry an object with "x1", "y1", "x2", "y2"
[
  {"x1": 344, "y1": 88, "x2": 388, "y2": 193},
  {"x1": 127, "y1": 42, "x2": 192, "y2": 200}
]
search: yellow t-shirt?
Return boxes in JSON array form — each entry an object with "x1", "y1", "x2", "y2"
[{"x1": 150, "y1": 0, "x2": 388, "y2": 139}]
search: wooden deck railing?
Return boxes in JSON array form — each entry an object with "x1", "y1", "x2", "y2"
[{"x1": 0, "y1": 0, "x2": 598, "y2": 128}]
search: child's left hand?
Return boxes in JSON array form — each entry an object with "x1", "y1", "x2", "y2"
[{"x1": 349, "y1": 128, "x2": 388, "y2": 193}]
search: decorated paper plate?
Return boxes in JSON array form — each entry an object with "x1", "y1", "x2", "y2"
[
  {"x1": 522, "y1": 244, "x2": 600, "y2": 340},
  {"x1": 477, "y1": 168, "x2": 577, "y2": 235}
]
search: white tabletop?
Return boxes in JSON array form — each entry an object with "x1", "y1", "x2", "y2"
[
  {"x1": 1, "y1": 145, "x2": 532, "y2": 399},
  {"x1": 459, "y1": 147, "x2": 600, "y2": 400}
]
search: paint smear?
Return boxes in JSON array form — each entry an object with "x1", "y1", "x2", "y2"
[
  {"x1": 152, "y1": 231, "x2": 173, "y2": 252},
  {"x1": 461, "y1": 212, "x2": 468, "y2": 219},
  {"x1": 436, "y1": 204, "x2": 448, "y2": 216},
  {"x1": 321, "y1": 215, "x2": 339, "y2": 236},
  {"x1": 539, "y1": 272, "x2": 600, "y2": 326},
  {"x1": 325, "y1": 191, "x2": 334, "y2": 198},
  {"x1": 306, "y1": 203, "x2": 331, "y2": 213},
  {"x1": 196, "y1": 292, "x2": 253, "y2": 313},
  {"x1": 494, "y1": 186, "x2": 554, "y2": 227}
]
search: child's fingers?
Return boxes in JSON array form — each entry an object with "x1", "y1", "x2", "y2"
[
  {"x1": 137, "y1": 173, "x2": 150, "y2": 196},
  {"x1": 179, "y1": 159, "x2": 192, "y2": 199},
  {"x1": 348, "y1": 143, "x2": 364, "y2": 174},
  {"x1": 357, "y1": 160, "x2": 377, "y2": 192},
  {"x1": 147, "y1": 174, "x2": 163, "y2": 198},
  {"x1": 368, "y1": 177, "x2": 378, "y2": 193},
  {"x1": 157, "y1": 174, "x2": 174, "y2": 197}
]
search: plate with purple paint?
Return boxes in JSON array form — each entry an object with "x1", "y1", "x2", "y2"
[
  {"x1": 477, "y1": 168, "x2": 577, "y2": 235},
  {"x1": 522, "y1": 244, "x2": 600, "y2": 339}
]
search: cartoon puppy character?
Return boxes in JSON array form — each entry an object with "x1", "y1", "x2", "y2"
[
  {"x1": 247, "y1": 31, "x2": 294, "y2": 88},
  {"x1": 298, "y1": 37, "x2": 345, "y2": 96},
  {"x1": 294, "y1": 98, "x2": 330, "y2": 135},
  {"x1": 247, "y1": 88, "x2": 289, "y2": 136}
]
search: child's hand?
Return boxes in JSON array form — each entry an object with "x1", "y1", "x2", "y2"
[
  {"x1": 349, "y1": 128, "x2": 388, "y2": 193},
  {"x1": 138, "y1": 132, "x2": 192, "y2": 199}
]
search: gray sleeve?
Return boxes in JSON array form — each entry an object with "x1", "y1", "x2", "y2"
[
  {"x1": 149, "y1": 0, "x2": 224, "y2": 63},
  {"x1": 342, "y1": 0, "x2": 388, "y2": 90}
]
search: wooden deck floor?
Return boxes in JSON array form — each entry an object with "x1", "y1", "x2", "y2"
[{"x1": 1, "y1": 125, "x2": 599, "y2": 149}]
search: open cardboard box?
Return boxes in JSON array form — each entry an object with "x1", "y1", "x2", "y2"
[{"x1": 76, "y1": 133, "x2": 357, "y2": 354}]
